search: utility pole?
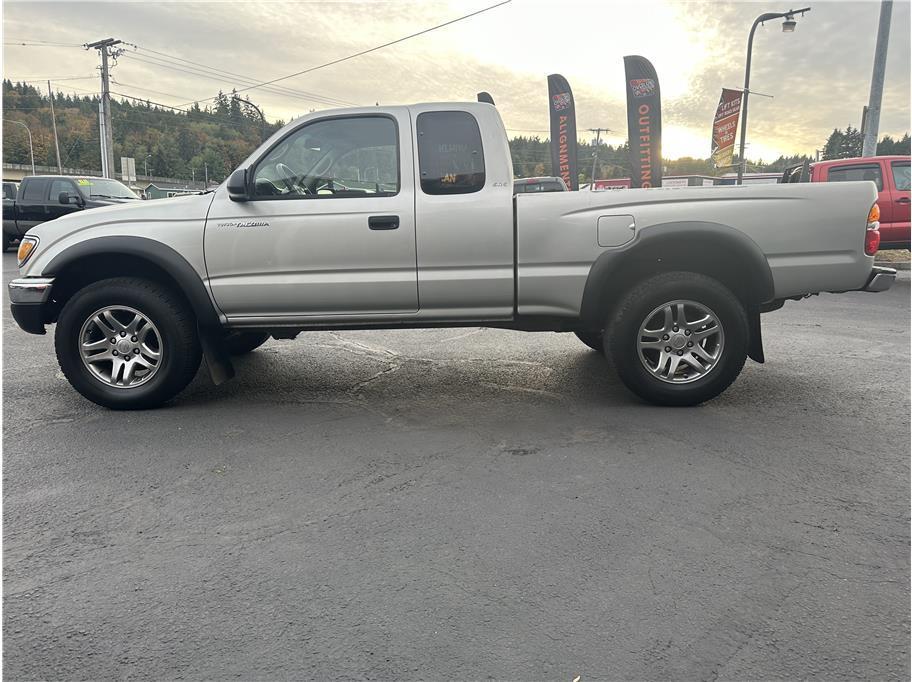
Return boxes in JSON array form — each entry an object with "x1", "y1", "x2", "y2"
[
  {"x1": 204, "y1": 162, "x2": 209, "y2": 187},
  {"x1": 862, "y1": 0, "x2": 893, "y2": 157},
  {"x1": 86, "y1": 38, "x2": 123, "y2": 178},
  {"x1": 47, "y1": 81, "x2": 62, "y2": 172},
  {"x1": 588, "y1": 128, "x2": 611, "y2": 187}
]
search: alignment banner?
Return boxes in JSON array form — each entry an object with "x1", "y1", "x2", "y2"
[
  {"x1": 623, "y1": 55, "x2": 662, "y2": 188},
  {"x1": 710, "y1": 88, "x2": 743, "y2": 168},
  {"x1": 547, "y1": 74, "x2": 579, "y2": 190}
]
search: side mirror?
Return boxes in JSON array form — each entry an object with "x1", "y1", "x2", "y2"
[
  {"x1": 227, "y1": 168, "x2": 249, "y2": 201},
  {"x1": 59, "y1": 191, "x2": 84, "y2": 206}
]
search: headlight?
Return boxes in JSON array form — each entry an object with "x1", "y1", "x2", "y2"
[{"x1": 17, "y1": 236, "x2": 39, "y2": 267}]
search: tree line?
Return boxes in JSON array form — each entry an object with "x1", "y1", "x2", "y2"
[
  {"x1": 3, "y1": 80, "x2": 909, "y2": 184},
  {"x1": 2, "y1": 80, "x2": 285, "y2": 182}
]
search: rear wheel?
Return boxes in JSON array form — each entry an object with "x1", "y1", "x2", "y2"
[
  {"x1": 574, "y1": 331, "x2": 604, "y2": 353},
  {"x1": 225, "y1": 331, "x2": 270, "y2": 355},
  {"x1": 55, "y1": 277, "x2": 202, "y2": 409},
  {"x1": 605, "y1": 271, "x2": 748, "y2": 406}
]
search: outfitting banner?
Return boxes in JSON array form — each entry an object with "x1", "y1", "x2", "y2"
[
  {"x1": 547, "y1": 74, "x2": 579, "y2": 190},
  {"x1": 710, "y1": 88, "x2": 743, "y2": 168},
  {"x1": 623, "y1": 55, "x2": 662, "y2": 188}
]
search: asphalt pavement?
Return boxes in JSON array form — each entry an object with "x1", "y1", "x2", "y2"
[{"x1": 3, "y1": 251, "x2": 909, "y2": 680}]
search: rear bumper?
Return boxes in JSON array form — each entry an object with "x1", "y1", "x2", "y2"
[
  {"x1": 9, "y1": 277, "x2": 54, "y2": 335},
  {"x1": 861, "y1": 266, "x2": 896, "y2": 292}
]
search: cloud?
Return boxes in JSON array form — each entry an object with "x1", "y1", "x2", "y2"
[{"x1": 3, "y1": 0, "x2": 909, "y2": 159}]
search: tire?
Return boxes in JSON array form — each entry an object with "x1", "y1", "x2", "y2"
[
  {"x1": 2, "y1": 231, "x2": 14, "y2": 252},
  {"x1": 225, "y1": 331, "x2": 269, "y2": 355},
  {"x1": 55, "y1": 277, "x2": 202, "y2": 409},
  {"x1": 574, "y1": 331, "x2": 604, "y2": 353},
  {"x1": 604, "y1": 271, "x2": 748, "y2": 406}
]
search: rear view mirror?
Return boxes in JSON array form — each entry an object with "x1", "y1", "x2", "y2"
[{"x1": 227, "y1": 168, "x2": 249, "y2": 201}]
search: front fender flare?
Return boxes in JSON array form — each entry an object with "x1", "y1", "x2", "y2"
[{"x1": 43, "y1": 235, "x2": 235, "y2": 383}]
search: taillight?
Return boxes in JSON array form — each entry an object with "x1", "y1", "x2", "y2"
[
  {"x1": 864, "y1": 203, "x2": 881, "y2": 256},
  {"x1": 865, "y1": 227, "x2": 881, "y2": 256}
]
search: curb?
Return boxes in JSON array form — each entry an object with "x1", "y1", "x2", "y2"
[{"x1": 875, "y1": 261, "x2": 911, "y2": 271}]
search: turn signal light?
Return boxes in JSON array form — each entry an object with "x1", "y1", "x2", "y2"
[
  {"x1": 867, "y1": 203, "x2": 880, "y2": 225},
  {"x1": 17, "y1": 236, "x2": 39, "y2": 267}
]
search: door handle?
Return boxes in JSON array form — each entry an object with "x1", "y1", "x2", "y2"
[
  {"x1": 369, "y1": 215, "x2": 399, "y2": 230},
  {"x1": 896, "y1": 197, "x2": 910, "y2": 204}
]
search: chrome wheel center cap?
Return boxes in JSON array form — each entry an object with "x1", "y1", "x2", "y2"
[
  {"x1": 116, "y1": 339, "x2": 134, "y2": 355},
  {"x1": 670, "y1": 333, "x2": 687, "y2": 350}
]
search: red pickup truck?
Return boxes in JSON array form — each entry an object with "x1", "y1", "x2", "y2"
[{"x1": 784, "y1": 155, "x2": 910, "y2": 249}]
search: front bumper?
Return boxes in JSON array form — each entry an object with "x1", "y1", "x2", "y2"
[
  {"x1": 861, "y1": 266, "x2": 896, "y2": 293},
  {"x1": 9, "y1": 277, "x2": 54, "y2": 335}
]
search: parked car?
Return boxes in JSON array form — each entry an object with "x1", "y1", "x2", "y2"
[
  {"x1": 783, "y1": 156, "x2": 910, "y2": 248},
  {"x1": 3, "y1": 175, "x2": 139, "y2": 251},
  {"x1": 513, "y1": 176, "x2": 568, "y2": 193},
  {"x1": 3, "y1": 180, "x2": 18, "y2": 200},
  {"x1": 9, "y1": 102, "x2": 894, "y2": 409}
]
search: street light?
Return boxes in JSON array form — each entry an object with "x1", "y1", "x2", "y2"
[
  {"x1": 736, "y1": 7, "x2": 810, "y2": 185},
  {"x1": 4, "y1": 119, "x2": 36, "y2": 175},
  {"x1": 144, "y1": 154, "x2": 152, "y2": 179}
]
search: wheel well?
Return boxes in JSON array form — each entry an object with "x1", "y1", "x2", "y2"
[
  {"x1": 580, "y1": 225, "x2": 774, "y2": 331},
  {"x1": 44, "y1": 253, "x2": 192, "y2": 324}
]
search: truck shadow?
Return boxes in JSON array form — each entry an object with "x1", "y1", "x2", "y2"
[{"x1": 177, "y1": 344, "x2": 636, "y2": 412}]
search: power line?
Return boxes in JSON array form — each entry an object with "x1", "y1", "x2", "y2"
[
  {"x1": 3, "y1": 39, "x2": 84, "y2": 47},
  {"x1": 119, "y1": 53, "x2": 355, "y2": 108},
  {"x1": 126, "y1": 45, "x2": 358, "y2": 107},
  {"x1": 6, "y1": 75, "x2": 96, "y2": 82},
  {"x1": 180, "y1": 0, "x2": 512, "y2": 104},
  {"x1": 110, "y1": 78, "x2": 203, "y2": 106}
]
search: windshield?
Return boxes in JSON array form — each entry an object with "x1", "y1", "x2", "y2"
[{"x1": 75, "y1": 178, "x2": 139, "y2": 199}]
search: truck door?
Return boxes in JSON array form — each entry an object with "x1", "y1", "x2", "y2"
[
  {"x1": 410, "y1": 105, "x2": 515, "y2": 318},
  {"x1": 47, "y1": 178, "x2": 83, "y2": 221},
  {"x1": 204, "y1": 111, "x2": 418, "y2": 319},
  {"x1": 887, "y1": 159, "x2": 910, "y2": 245}
]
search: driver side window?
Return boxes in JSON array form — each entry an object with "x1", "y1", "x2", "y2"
[{"x1": 252, "y1": 116, "x2": 399, "y2": 199}]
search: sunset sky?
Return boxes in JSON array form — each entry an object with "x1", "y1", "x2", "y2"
[{"x1": 3, "y1": 0, "x2": 910, "y2": 161}]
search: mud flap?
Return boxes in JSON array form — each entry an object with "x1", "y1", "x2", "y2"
[
  {"x1": 747, "y1": 307, "x2": 764, "y2": 364},
  {"x1": 198, "y1": 324, "x2": 235, "y2": 385}
]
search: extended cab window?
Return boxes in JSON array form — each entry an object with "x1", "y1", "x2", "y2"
[
  {"x1": 891, "y1": 161, "x2": 910, "y2": 191},
  {"x1": 253, "y1": 116, "x2": 399, "y2": 198},
  {"x1": 416, "y1": 111, "x2": 485, "y2": 195},
  {"x1": 826, "y1": 164, "x2": 884, "y2": 191}
]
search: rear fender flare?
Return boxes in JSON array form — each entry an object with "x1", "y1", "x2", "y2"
[{"x1": 579, "y1": 221, "x2": 773, "y2": 362}]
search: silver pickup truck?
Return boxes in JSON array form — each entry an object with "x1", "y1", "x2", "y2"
[{"x1": 9, "y1": 102, "x2": 895, "y2": 409}]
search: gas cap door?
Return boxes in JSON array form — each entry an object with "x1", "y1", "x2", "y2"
[{"x1": 598, "y1": 214, "x2": 636, "y2": 247}]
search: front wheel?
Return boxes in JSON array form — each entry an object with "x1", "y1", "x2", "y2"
[
  {"x1": 605, "y1": 272, "x2": 748, "y2": 406},
  {"x1": 55, "y1": 277, "x2": 202, "y2": 409}
]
